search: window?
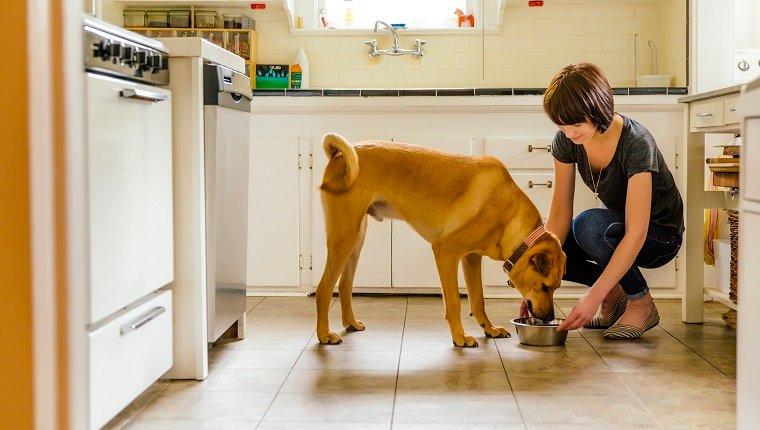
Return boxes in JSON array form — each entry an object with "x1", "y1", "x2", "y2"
[
  {"x1": 323, "y1": 0, "x2": 467, "y2": 29},
  {"x1": 289, "y1": 0, "x2": 503, "y2": 31}
]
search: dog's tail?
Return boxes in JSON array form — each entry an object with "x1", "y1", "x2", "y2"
[{"x1": 321, "y1": 132, "x2": 359, "y2": 193}]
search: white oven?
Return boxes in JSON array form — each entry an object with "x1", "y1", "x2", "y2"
[{"x1": 84, "y1": 16, "x2": 174, "y2": 429}]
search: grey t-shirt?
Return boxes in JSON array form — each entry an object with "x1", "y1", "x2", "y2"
[{"x1": 551, "y1": 114, "x2": 685, "y2": 236}]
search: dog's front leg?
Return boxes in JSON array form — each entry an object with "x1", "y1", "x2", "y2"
[
  {"x1": 462, "y1": 253, "x2": 510, "y2": 339},
  {"x1": 433, "y1": 246, "x2": 478, "y2": 347}
]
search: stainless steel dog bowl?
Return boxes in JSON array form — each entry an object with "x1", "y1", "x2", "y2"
[{"x1": 510, "y1": 317, "x2": 568, "y2": 346}]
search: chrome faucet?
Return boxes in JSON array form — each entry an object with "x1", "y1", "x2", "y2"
[
  {"x1": 374, "y1": 20, "x2": 400, "y2": 52},
  {"x1": 365, "y1": 20, "x2": 426, "y2": 58}
]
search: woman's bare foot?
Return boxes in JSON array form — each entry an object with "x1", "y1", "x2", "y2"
[{"x1": 615, "y1": 293, "x2": 655, "y2": 328}]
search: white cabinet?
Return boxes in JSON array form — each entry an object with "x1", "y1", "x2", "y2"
[
  {"x1": 247, "y1": 137, "x2": 302, "y2": 288},
  {"x1": 737, "y1": 82, "x2": 760, "y2": 428},
  {"x1": 389, "y1": 137, "x2": 472, "y2": 289},
  {"x1": 246, "y1": 98, "x2": 684, "y2": 299},
  {"x1": 480, "y1": 137, "x2": 599, "y2": 287},
  {"x1": 311, "y1": 135, "x2": 392, "y2": 290}
]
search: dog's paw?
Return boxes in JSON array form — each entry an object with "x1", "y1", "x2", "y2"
[
  {"x1": 453, "y1": 335, "x2": 479, "y2": 348},
  {"x1": 485, "y1": 325, "x2": 511, "y2": 338},
  {"x1": 318, "y1": 331, "x2": 343, "y2": 345},
  {"x1": 344, "y1": 320, "x2": 365, "y2": 332}
]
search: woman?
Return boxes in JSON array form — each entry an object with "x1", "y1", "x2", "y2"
[{"x1": 535, "y1": 63, "x2": 684, "y2": 339}]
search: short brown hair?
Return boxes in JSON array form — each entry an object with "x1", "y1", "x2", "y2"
[{"x1": 543, "y1": 63, "x2": 614, "y2": 133}]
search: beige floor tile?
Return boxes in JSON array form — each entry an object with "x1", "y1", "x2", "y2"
[
  {"x1": 209, "y1": 349, "x2": 302, "y2": 369},
  {"x1": 615, "y1": 369, "x2": 735, "y2": 398},
  {"x1": 500, "y1": 340, "x2": 612, "y2": 374},
  {"x1": 103, "y1": 381, "x2": 170, "y2": 429},
  {"x1": 124, "y1": 419, "x2": 260, "y2": 429},
  {"x1": 257, "y1": 421, "x2": 390, "y2": 430},
  {"x1": 393, "y1": 424, "x2": 524, "y2": 430},
  {"x1": 396, "y1": 370, "x2": 511, "y2": 393},
  {"x1": 107, "y1": 296, "x2": 736, "y2": 429},
  {"x1": 507, "y1": 371, "x2": 629, "y2": 396},
  {"x1": 399, "y1": 349, "x2": 504, "y2": 373},
  {"x1": 294, "y1": 349, "x2": 400, "y2": 371},
  {"x1": 638, "y1": 395, "x2": 736, "y2": 429},
  {"x1": 135, "y1": 390, "x2": 274, "y2": 421},
  {"x1": 517, "y1": 393, "x2": 657, "y2": 426},
  {"x1": 212, "y1": 330, "x2": 314, "y2": 351},
  {"x1": 525, "y1": 424, "x2": 657, "y2": 430},
  {"x1": 304, "y1": 331, "x2": 403, "y2": 351},
  {"x1": 392, "y1": 393, "x2": 522, "y2": 424},
  {"x1": 279, "y1": 369, "x2": 398, "y2": 394},
  {"x1": 162, "y1": 368, "x2": 290, "y2": 395},
  {"x1": 262, "y1": 392, "x2": 394, "y2": 423}
]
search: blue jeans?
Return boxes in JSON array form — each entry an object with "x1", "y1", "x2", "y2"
[{"x1": 563, "y1": 208, "x2": 682, "y2": 299}]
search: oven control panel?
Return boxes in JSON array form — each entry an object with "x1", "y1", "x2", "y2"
[{"x1": 84, "y1": 17, "x2": 169, "y2": 86}]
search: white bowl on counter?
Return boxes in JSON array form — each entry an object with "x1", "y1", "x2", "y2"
[{"x1": 636, "y1": 74, "x2": 671, "y2": 87}]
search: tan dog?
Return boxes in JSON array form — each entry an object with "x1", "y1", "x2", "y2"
[{"x1": 316, "y1": 133, "x2": 567, "y2": 347}]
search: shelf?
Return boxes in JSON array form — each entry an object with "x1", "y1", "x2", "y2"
[{"x1": 704, "y1": 288, "x2": 738, "y2": 310}]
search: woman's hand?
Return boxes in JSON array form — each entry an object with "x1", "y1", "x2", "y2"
[{"x1": 557, "y1": 291, "x2": 603, "y2": 331}]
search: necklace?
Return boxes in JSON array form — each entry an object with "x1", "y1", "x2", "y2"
[{"x1": 586, "y1": 149, "x2": 606, "y2": 200}]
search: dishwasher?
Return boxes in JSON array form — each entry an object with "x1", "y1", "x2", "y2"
[{"x1": 203, "y1": 63, "x2": 252, "y2": 343}]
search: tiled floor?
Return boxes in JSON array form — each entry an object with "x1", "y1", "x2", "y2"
[{"x1": 106, "y1": 296, "x2": 736, "y2": 429}]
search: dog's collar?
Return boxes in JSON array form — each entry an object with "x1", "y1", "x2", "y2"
[{"x1": 502, "y1": 225, "x2": 546, "y2": 273}]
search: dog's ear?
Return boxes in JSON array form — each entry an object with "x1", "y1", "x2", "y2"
[{"x1": 530, "y1": 252, "x2": 551, "y2": 277}]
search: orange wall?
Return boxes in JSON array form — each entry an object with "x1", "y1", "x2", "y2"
[{"x1": 0, "y1": 0, "x2": 34, "y2": 428}]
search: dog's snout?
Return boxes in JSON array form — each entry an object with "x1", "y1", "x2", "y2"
[
  {"x1": 544, "y1": 309, "x2": 555, "y2": 322},
  {"x1": 526, "y1": 300, "x2": 533, "y2": 314}
]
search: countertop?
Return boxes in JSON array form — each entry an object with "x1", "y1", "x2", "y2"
[
  {"x1": 156, "y1": 37, "x2": 245, "y2": 73},
  {"x1": 253, "y1": 86, "x2": 688, "y2": 98},
  {"x1": 677, "y1": 84, "x2": 744, "y2": 103}
]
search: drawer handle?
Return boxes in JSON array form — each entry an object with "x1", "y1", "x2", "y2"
[
  {"x1": 120, "y1": 306, "x2": 166, "y2": 335},
  {"x1": 729, "y1": 107, "x2": 737, "y2": 112},
  {"x1": 119, "y1": 88, "x2": 168, "y2": 103},
  {"x1": 696, "y1": 112, "x2": 713, "y2": 118},
  {"x1": 528, "y1": 180, "x2": 552, "y2": 189},
  {"x1": 528, "y1": 144, "x2": 552, "y2": 153}
]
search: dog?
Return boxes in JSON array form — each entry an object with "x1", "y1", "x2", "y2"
[{"x1": 315, "y1": 133, "x2": 567, "y2": 347}]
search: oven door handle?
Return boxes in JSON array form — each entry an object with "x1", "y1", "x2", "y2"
[{"x1": 119, "y1": 88, "x2": 168, "y2": 103}]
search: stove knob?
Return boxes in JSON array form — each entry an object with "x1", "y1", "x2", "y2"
[
  {"x1": 147, "y1": 53, "x2": 162, "y2": 69},
  {"x1": 135, "y1": 50, "x2": 148, "y2": 66},
  {"x1": 738, "y1": 60, "x2": 750, "y2": 72},
  {"x1": 109, "y1": 43, "x2": 123, "y2": 63},
  {"x1": 122, "y1": 46, "x2": 135, "y2": 65},
  {"x1": 98, "y1": 41, "x2": 111, "y2": 61}
]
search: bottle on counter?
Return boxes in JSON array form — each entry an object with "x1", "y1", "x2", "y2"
[
  {"x1": 290, "y1": 47, "x2": 310, "y2": 89},
  {"x1": 343, "y1": 0, "x2": 353, "y2": 27}
]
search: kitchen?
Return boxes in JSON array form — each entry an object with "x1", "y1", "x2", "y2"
[{"x1": 3, "y1": 0, "x2": 759, "y2": 428}]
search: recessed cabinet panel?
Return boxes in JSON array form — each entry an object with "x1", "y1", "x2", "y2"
[
  {"x1": 483, "y1": 137, "x2": 555, "y2": 169},
  {"x1": 390, "y1": 137, "x2": 472, "y2": 289},
  {"x1": 743, "y1": 117, "x2": 760, "y2": 202},
  {"x1": 247, "y1": 137, "x2": 301, "y2": 287},
  {"x1": 312, "y1": 135, "x2": 392, "y2": 288}
]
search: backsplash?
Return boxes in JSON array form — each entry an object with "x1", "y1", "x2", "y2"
[{"x1": 102, "y1": 0, "x2": 686, "y2": 89}]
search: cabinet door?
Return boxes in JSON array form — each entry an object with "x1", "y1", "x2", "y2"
[
  {"x1": 247, "y1": 137, "x2": 301, "y2": 287},
  {"x1": 312, "y1": 135, "x2": 392, "y2": 289},
  {"x1": 390, "y1": 137, "x2": 471, "y2": 289}
]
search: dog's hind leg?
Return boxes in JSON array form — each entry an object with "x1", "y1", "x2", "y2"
[
  {"x1": 338, "y1": 214, "x2": 368, "y2": 332},
  {"x1": 462, "y1": 253, "x2": 510, "y2": 339},
  {"x1": 316, "y1": 208, "x2": 365, "y2": 345},
  {"x1": 432, "y1": 244, "x2": 478, "y2": 347}
]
